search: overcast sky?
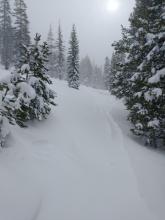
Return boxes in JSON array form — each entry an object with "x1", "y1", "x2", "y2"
[{"x1": 26, "y1": 0, "x2": 135, "y2": 65}]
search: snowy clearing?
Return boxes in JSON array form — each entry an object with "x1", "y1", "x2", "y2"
[{"x1": 0, "y1": 79, "x2": 165, "y2": 220}]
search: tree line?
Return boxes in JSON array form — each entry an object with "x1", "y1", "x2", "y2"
[
  {"x1": 46, "y1": 24, "x2": 104, "y2": 90},
  {"x1": 0, "y1": 0, "x2": 30, "y2": 69},
  {"x1": 104, "y1": 0, "x2": 165, "y2": 148},
  {"x1": 0, "y1": 0, "x2": 82, "y2": 146}
]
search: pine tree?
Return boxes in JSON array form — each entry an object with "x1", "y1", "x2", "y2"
[
  {"x1": 110, "y1": 26, "x2": 130, "y2": 98},
  {"x1": 47, "y1": 25, "x2": 56, "y2": 77},
  {"x1": 112, "y1": 0, "x2": 165, "y2": 147},
  {"x1": 13, "y1": 0, "x2": 30, "y2": 63},
  {"x1": 0, "y1": 80, "x2": 16, "y2": 146},
  {"x1": 130, "y1": 0, "x2": 165, "y2": 146},
  {"x1": 55, "y1": 23, "x2": 65, "y2": 80},
  {"x1": 92, "y1": 64, "x2": 104, "y2": 89},
  {"x1": 109, "y1": 50, "x2": 126, "y2": 98},
  {"x1": 67, "y1": 25, "x2": 80, "y2": 89},
  {"x1": 21, "y1": 34, "x2": 56, "y2": 121},
  {"x1": 125, "y1": 0, "x2": 165, "y2": 147},
  {"x1": 0, "y1": 0, "x2": 13, "y2": 69},
  {"x1": 104, "y1": 57, "x2": 111, "y2": 90},
  {"x1": 80, "y1": 56, "x2": 93, "y2": 86},
  {"x1": 8, "y1": 34, "x2": 56, "y2": 126}
]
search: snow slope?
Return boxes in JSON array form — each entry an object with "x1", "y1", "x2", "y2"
[{"x1": 0, "y1": 79, "x2": 165, "y2": 220}]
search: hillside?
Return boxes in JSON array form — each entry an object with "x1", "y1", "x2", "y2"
[{"x1": 0, "y1": 78, "x2": 165, "y2": 220}]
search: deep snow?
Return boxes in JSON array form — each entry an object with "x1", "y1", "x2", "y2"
[{"x1": 0, "y1": 77, "x2": 165, "y2": 220}]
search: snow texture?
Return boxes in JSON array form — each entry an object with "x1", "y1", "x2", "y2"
[{"x1": 0, "y1": 77, "x2": 165, "y2": 220}]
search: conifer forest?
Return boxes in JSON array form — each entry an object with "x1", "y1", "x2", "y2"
[{"x1": 0, "y1": 1, "x2": 164, "y2": 220}]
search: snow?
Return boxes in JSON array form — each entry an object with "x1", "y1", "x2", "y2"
[
  {"x1": 17, "y1": 82, "x2": 36, "y2": 101},
  {"x1": 0, "y1": 76, "x2": 165, "y2": 220},
  {"x1": 148, "y1": 119, "x2": 159, "y2": 128},
  {"x1": 21, "y1": 64, "x2": 30, "y2": 72},
  {"x1": 148, "y1": 68, "x2": 165, "y2": 83}
]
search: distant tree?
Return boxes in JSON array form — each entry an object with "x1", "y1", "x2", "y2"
[
  {"x1": 13, "y1": 0, "x2": 30, "y2": 63},
  {"x1": 103, "y1": 57, "x2": 111, "y2": 90},
  {"x1": 0, "y1": 0, "x2": 13, "y2": 69},
  {"x1": 92, "y1": 64, "x2": 104, "y2": 89},
  {"x1": 67, "y1": 25, "x2": 80, "y2": 89},
  {"x1": 80, "y1": 56, "x2": 93, "y2": 86},
  {"x1": 47, "y1": 25, "x2": 56, "y2": 77},
  {"x1": 55, "y1": 23, "x2": 65, "y2": 80}
]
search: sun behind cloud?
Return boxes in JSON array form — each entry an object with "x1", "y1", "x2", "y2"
[{"x1": 106, "y1": 0, "x2": 120, "y2": 12}]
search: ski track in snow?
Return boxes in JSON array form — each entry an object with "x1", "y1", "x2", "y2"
[{"x1": 0, "y1": 79, "x2": 164, "y2": 220}]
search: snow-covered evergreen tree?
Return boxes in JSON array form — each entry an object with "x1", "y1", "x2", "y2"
[
  {"x1": 103, "y1": 57, "x2": 111, "y2": 90},
  {"x1": 145, "y1": 0, "x2": 165, "y2": 146},
  {"x1": 47, "y1": 25, "x2": 56, "y2": 77},
  {"x1": 9, "y1": 34, "x2": 56, "y2": 126},
  {"x1": 112, "y1": 0, "x2": 165, "y2": 147},
  {"x1": 125, "y1": 0, "x2": 165, "y2": 147},
  {"x1": 0, "y1": 0, "x2": 13, "y2": 69},
  {"x1": 109, "y1": 50, "x2": 126, "y2": 98},
  {"x1": 110, "y1": 26, "x2": 130, "y2": 98},
  {"x1": 92, "y1": 64, "x2": 104, "y2": 89},
  {"x1": 80, "y1": 56, "x2": 93, "y2": 86},
  {"x1": 0, "y1": 78, "x2": 16, "y2": 146},
  {"x1": 13, "y1": 0, "x2": 30, "y2": 63},
  {"x1": 67, "y1": 25, "x2": 80, "y2": 89},
  {"x1": 55, "y1": 23, "x2": 65, "y2": 80}
]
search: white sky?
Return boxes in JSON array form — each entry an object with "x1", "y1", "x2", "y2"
[{"x1": 25, "y1": 0, "x2": 135, "y2": 65}]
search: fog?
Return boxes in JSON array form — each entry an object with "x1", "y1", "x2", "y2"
[{"x1": 26, "y1": 0, "x2": 135, "y2": 65}]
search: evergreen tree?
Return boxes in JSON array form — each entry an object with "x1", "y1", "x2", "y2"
[
  {"x1": 103, "y1": 56, "x2": 111, "y2": 90},
  {"x1": 13, "y1": 0, "x2": 30, "y2": 63},
  {"x1": 92, "y1": 64, "x2": 104, "y2": 89},
  {"x1": 47, "y1": 25, "x2": 56, "y2": 77},
  {"x1": 112, "y1": 0, "x2": 165, "y2": 147},
  {"x1": 0, "y1": 0, "x2": 13, "y2": 69},
  {"x1": 110, "y1": 27, "x2": 130, "y2": 98},
  {"x1": 109, "y1": 50, "x2": 126, "y2": 98},
  {"x1": 0, "y1": 80, "x2": 16, "y2": 146},
  {"x1": 67, "y1": 25, "x2": 80, "y2": 89},
  {"x1": 20, "y1": 34, "x2": 56, "y2": 122},
  {"x1": 80, "y1": 56, "x2": 93, "y2": 86},
  {"x1": 55, "y1": 23, "x2": 65, "y2": 80},
  {"x1": 7, "y1": 34, "x2": 56, "y2": 126},
  {"x1": 125, "y1": 0, "x2": 165, "y2": 147}
]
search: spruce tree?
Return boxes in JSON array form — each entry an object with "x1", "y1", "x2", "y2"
[
  {"x1": 13, "y1": 0, "x2": 30, "y2": 63},
  {"x1": 80, "y1": 56, "x2": 93, "y2": 86},
  {"x1": 112, "y1": 0, "x2": 165, "y2": 147},
  {"x1": 125, "y1": 0, "x2": 165, "y2": 147},
  {"x1": 130, "y1": 0, "x2": 165, "y2": 146},
  {"x1": 92, "y1": 64, "x2": 104, "y2": 89},
  {"x1": 0, "y1": 0, "x2": 13, "y2": 69},
  {"x1": 21, "y1": 34, "x2": 56, "y2": 121},
  {"x1": 8, "y1": 34, "x2": 56, "y2": 126},
  {"x1": 0, "y1": 80, "x2": 16, "y2": 146},
  {"x1": 47, "y1": 25, "x2": 56, "y2": 77},
  {"x1": 104, "y1": 57, "x2": 111, "y2": 90},
  {"x1": 67, "y1": 25, "x2": 80, "y2": 89},
  {"x1": 55, "y1": 23, "x2": 65, "y2": 80},
  {"x1": 111, "y1": 27, "x2": 130, "y2": 98}
]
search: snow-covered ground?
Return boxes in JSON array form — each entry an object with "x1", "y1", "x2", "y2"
[{"x1": 0, "y1": 77, "x2": 165, "y2": 220}]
